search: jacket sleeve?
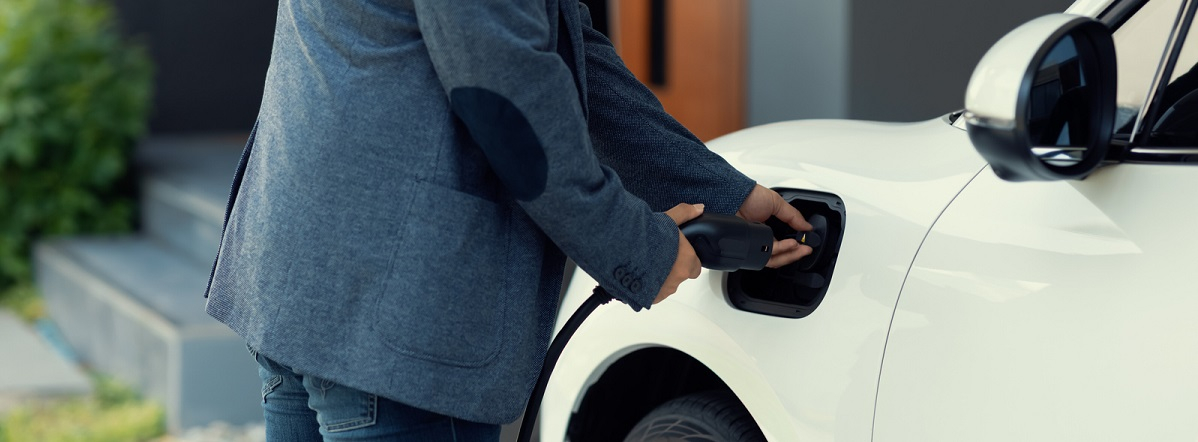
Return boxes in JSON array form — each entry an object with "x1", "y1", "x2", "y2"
[
  {"x1": 577, "y1": 4, "x2": 756, "y2": 215},
  {"x1": 412, "y1": 0, "x2": 675, "y2": 310}
]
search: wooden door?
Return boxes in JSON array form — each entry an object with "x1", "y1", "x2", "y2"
[{"x1": 611, "y1": 0, "x2": 746, "y2": 141}]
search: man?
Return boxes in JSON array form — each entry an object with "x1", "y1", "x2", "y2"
[{"x1": 205, "y1": 0, "x2": 813, "y2": 440}]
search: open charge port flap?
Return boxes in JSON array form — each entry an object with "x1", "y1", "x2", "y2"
[{"x1": 726, "y1": 188, "x2": 845, "y2": 318}]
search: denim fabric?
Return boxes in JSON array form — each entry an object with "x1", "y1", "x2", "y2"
[
  {"x1": 253, "y1": 347, "x2": 500, "y2": 442},
  {"x1": 252, "y1": 345, "x2": 322, "y2": 442},
  {"x1": 205, "y1": 0, "x2": 755, "y2": 424}
]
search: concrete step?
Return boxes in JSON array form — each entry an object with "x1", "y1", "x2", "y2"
[
  {"x1": 0, "y1": 310, "x2": 92, "y2": 414},
  {"x1": 138, "y1": 136, "x2": 244, "y2": 266},
  {"x1": 33, "y1": 236, "x2": 260, "y2": 431}
]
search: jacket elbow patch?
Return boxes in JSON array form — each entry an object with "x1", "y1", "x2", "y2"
[{"x1": 449, "y1": 87, "x2": 549, "y2": 201}]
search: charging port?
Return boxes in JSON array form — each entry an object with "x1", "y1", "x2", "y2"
[{"x1": 726, "y1": 189, "x2": 845, "y2": 318}]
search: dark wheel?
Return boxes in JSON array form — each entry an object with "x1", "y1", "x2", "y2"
[{"x1": 623, "y1": 390, "x2": 766, "y2": 442}]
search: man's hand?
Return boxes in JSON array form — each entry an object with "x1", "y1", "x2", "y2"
[
  {"x1": 737, "y1": 184, "x2": 814, "y2": 268},
  {"x1": 655, "y1": 203, "x2": 704, "y2": 304}
]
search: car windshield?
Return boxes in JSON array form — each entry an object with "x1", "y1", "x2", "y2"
[{"x1": 1111, "y1": 0, "x2": 1184, "y2": 135}]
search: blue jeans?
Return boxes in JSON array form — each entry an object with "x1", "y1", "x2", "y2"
[{"x1": 251, "y1": 346, "x2": 501, "y2": 441}]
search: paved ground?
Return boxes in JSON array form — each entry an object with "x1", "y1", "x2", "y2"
[
  {"x1": 0, "y1": 311, "x2": 91, "y2": 413},
  {"x1": 161, "y1": 420, "x2": 534, "y2": 441},
  {"x1": 154, "y1": 422, "x2": 265, "y2": 442}
]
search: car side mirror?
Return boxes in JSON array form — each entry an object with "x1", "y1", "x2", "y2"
[{"x1": 964, "y1": 14, "x2": 1117, "y2": 181}]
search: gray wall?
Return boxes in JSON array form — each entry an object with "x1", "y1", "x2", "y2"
[
  {"x1": 113, "y1": 0, "x2": 278, "y2": 133},
  {"x1": 749, "y1": 0, "x2": 1075, "y2": 125},
  {"x1": 849, "y1": 0, "x2": 1074, "y2": 121},
  {"x1": 748, "y1": 0, "x2": 851, "y2": 124}
]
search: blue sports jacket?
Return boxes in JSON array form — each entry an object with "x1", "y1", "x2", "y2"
[{"x1": 205, "y1": 0, "x2": 755, "y2": 424}]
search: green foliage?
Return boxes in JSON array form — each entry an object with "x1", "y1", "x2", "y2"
[
  {"x1": 0, "y1": 0, "x2": 152, "y2": 291},
  {"x1": 0, "y1": 283, "x2": 43, "y2": 322},
  {"x1": 0, "y1": 375, "x2": 165, "y2": 442}
]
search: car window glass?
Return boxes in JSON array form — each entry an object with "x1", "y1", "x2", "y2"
[
  {"x1": 1167, "y1": 30, "x2": 1198, "y2": 84},
  {"x1": 1146, "y1": 12, "x2": 1198, "y2": 146},
  {"x1": 1111, "y1": 0, "x2": 1182, "y2": 135}
]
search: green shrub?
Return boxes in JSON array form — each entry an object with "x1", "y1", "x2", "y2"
[{"x1": 0, "y1": 0, "x2": 153, "y2": 291}]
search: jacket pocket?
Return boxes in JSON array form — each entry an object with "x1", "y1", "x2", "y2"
[{"x1": 372, "y1": 181, "x2": 510, "y2": 367}]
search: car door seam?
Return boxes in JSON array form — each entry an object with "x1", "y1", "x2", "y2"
[{"x1": 869, "y1": 164, "x2": 988, "y2": 442}]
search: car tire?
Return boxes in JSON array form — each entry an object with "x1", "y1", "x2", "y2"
[{"x1": 623, "y1": 390, "x2": 766, "y2": 442}]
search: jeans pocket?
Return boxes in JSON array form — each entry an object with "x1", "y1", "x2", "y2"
[
  {"x1": 303, "y1": 376, "x2": 377, "y2": 433},
  {"x1": 260, "y1": 374, "x2": 283, "y2": 403},
  {"x1": 250, "y1": 346, "x2": 284, "y2": 403}
]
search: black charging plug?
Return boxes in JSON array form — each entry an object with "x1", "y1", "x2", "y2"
[{"x1": 678, "y1": 213, "x2": 774, "y2": 271}]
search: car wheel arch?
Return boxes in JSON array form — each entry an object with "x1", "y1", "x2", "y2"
[{"x1": 564, "y1": 346, "x2": 764, "y2": 442}]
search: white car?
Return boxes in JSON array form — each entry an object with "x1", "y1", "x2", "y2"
[{"x1": 541, "y1": 0, "x2": 1198, "y2": 440}]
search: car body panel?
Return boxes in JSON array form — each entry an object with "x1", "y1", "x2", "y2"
[
  {"x1": 874, "y1": 164, "x2": 1198, "y2": 441},
  {"x1": 543, "y1": 118, "x2": 986, "y2": 442},
  {"x1": 540, "y1": 1, "x2": 1148, "y2": 440}
]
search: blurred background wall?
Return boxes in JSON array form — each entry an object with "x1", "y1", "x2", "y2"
[
  {"x1": 109, "y1": 0, "x2": 1076, "y2": 136},
  {"x1": 605, "y1": 0, "x2": 1076, "y2": 137},
  {"x1": 110, "y1": 0, "x2": 277, "y2": 133},
  {"x1": 845, "y1": 0, "x2": 1075, "y2": 121}
]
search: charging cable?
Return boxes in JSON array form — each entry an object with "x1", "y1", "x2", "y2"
[
  {"x1": 517, "y1": 286, "x2": 614, "y2": 442},
  {"x1": 516, "y1": 213, "x2": 777, "y2": 442}
]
